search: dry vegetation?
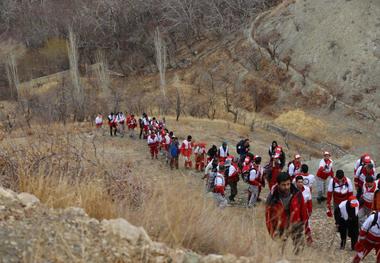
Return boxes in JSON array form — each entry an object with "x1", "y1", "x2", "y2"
[{"x1": 0, "y1": 118, "x2": 358, "y2": 262}]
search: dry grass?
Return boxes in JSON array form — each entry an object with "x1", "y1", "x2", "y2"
[
  {"x1": 274, "y1": 109, "x2": 327, "y2": 141},
  {"x1": 0, "y1": 121, "x2": 354, "y2": 262}
]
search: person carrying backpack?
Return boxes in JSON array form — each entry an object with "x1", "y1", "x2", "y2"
[
  {"x1": 316, "y1": 151, "x2": 334, "y2": 203},
  {"x1": 224, "y1": 158, "x2": 240, "y2": 202},
  {"x1": 334, "y1": 196, "x2": 359, "y2": 250},
  {"x1": 327, "y1": 170, "x2": 354, "y2": 218},
  {"x1": 236, "y1": 139, "x2": 250, "y2": 161},
  {"x1": 207, "y1": 145, "x2": 218, "y2": 163},
  {"x1": 247, "y1": 157, "x2": 262, "y2": 207},
  {"x1": 169, "y1": 136, "x2": 180, "y2": 169},
  {"x1": 204, "y1": 158, "x2": 219, "y2": 192},
  {"x1": 353, "y1": 211, "x2": 380, "y2": 262},
  {"x1": 355, "y1": 160, "x2": 376, "y2": 199},
  {"x1": 358, "y1": 176, "x2": 377, "y2": 225},
  {"x1": 288, "y1": 154, "x2": 302, "y2": 180},
  {"x1": 213, "y1": 165, "x2": 227, "y2": 208}
]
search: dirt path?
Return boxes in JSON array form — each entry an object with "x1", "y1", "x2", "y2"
[{"x1": 95, "y1": 128, "x2": 364, "y2": 262}]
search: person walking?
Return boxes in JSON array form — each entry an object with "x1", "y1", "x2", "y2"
[
  {"x1": 334, "y1": 196, "x2": 359, "y2": 250},
  {"x1": 316, "y1": 151, "x2": 334, "y2": 203},
  {"x1": 169, "y1": 136, "x2": 180, "y2": 169},
  {"x1": 266, "y1": 172, "x2": 309, "y2": 253}
]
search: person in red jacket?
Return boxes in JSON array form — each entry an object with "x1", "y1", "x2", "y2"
[
  {"x1": 288, "y1": 154, "x2": 302, "y2": 180},
  {"x1": 353, "y1": 211, "x2": 380, "y2": 262},
  {"x1": 180, "y1": 135, "x2": 193, "y2": 169},
  {"x1": 266, "y1": 154, "x2": 282, "y2": 191},
  {"x1": 266, "y1": 172, "x2": 308, "y2": 253},
  {"x1": 355, "y1": 160, "x2": 376, "y2": 199},
  {"x1": 327, "y1": 170, "x2": 354, "y2": 218},
  {"x1": 247, "y1": 157, "x2": 262, "y2": 207},
  {"x1": 295, "y1": 175, "x2": 313, "y2": 245},
  {"x1": 127, "y1": 114, "x2": 137, "y2": 138},
  {"x1": 194, "y1": 142, "x2": 207, "y2": 171},
  {"x1": 147, "y1": 130, "x2": 159, "y2": 159},
  {"x1": 316, "y1": 151, "x2": 334, "y2": 203},
  {"x1": 213, "y1": 165, "x2": 227, "y2": 208},
  {"x1": 358, "y1": 176, "x2": 377, "y2": 225}
]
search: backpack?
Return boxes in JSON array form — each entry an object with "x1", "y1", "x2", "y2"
[
  {"x1": 236, "y1": 140, "x2": 244, "y2": 155},
  {"x1": 332, "y1": 180, "x2": 349, "y2": 191},
  {"x1": 286, "y1": 161, "x2": 293, "y2": 174},
  {"x1": 367, "y1": 212, "x2": 379, "y2": 233}
]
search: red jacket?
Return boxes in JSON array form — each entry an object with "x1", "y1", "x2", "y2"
[
  {"x1": 265, "y1": 184, "x2": 308, "y2": 238},
  {"x1": 316, "y1": 158, "x2": 333, "y2": 180},
  {"x1": 327, "y1": 177, "x2": 353, "y2": 208}
]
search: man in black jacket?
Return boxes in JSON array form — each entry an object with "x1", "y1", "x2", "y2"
[{"x1": 334, "y1": 196, "x2": 359, "y2": 250}]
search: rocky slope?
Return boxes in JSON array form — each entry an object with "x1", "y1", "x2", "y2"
[
  {"x1": 0, "y1": 186, "x2": 284, "y2": 263},
  {"x1": 254, "y1": 0, "x2": 380, "y2": 118}
]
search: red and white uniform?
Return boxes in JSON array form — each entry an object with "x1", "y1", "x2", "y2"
[
  {"x1": 288, "y1": 160, "x2": 301, "y2": 179},
  {"x1": 327, "y1": 177, "x2": 354, "y2": 207},
  {"x1": 162, "y1": 133, "x2": 171, "y2": 152},
  {"x1": 127, "y1": 116, "x2": 137, "y2": 129},
  {"x1": 354, "y1": 155, "x2": 376, "y2": 174},
  {"x1": 248, "y1": 166, "x2": 261, "y2": 186},
  {"x1": 300, "y1": 186, "x2": 312, "y2": 217},
  {"x1": 194, "y1": 144, "x2": 207, "y2": 171},
  {"x1": 147, "y1": 134, "x2": 159, "y2": 158},
  {"x1": 108, "y1": 114, "x2": 117, "y2": 127},
  {"x1": 362, "y1": 182, "x2": 378, "y2": 209},
  {"x1": 218, "y1": 146, "x2": 229, "y2": 162},
  {"x1": 117, "y1": 113, "x2": 125, "y2": 124},
  {"x1": 294, "y1": 172, "x2": 316, "y2": 191},
  {"x1": 301, "y1": 185, "x2": 313, "y2": 244},
  {"x1": 226, "y1": 163, "x2": 240, "y2": 183},
  {"x1": 214, "y1": 173, "x2": 225, "y2": 195},
  {"x1": 354, "y1": 213, "x2": 380, "y2": 262},
  {"x1": 316, "y1": 158, "x2": 334, "y2": 180},
  {"x1": 181, "y1": 139, "x2": 193, "y2": 168},
  {"x1": 142, "y1": 117, "x2": 150, "y2": 131},
  {"x1": 181, "y1": 139, "x2": 193, "y2": 157},
  {"x1": 355, "y1": 165, "x2": 376, "y2": 189},
  {"x1": 95, "y1": 115, "x2": 103, "y2": 128}
]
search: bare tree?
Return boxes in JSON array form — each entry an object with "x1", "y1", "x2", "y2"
[
  {"x1": 5, "y1": 53, "x2": 20, "y2": 101},
  {"x1": 176, "y1": 87, "x2": 181, "y2": 121},
  {"x1": 95, "y1": 50, "x2": 110, "y2": 92},
  {"x1": 154, "y1": 27, "x2": 168, "y2": 114},
  {"x1": 67, "y1": 28, "x2": 85, "y2": 121},
  {"x1": 224, "y1": 85, "x2": 239, "y2": 123}
]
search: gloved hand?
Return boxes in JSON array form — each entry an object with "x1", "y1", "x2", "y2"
[{"x1": 326, "y1": 208, "x2": 333, "y2": 217}]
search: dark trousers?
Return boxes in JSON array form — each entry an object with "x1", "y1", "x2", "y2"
[
  {"x1": 338, "y1": 219, "x2": 359, "y2": 250},
  {"x1": 110, "y1": 126, "x2": 116, "y2": 136},
  {"x1": 170, "y1": 157, "x2": 179, "y2": 169},
  {"x1": 228, "y1": 181, "x2": 238, "y2": 201},
  {"x1": 139, "y1": 128, "x2": 143, "y2": 139}
]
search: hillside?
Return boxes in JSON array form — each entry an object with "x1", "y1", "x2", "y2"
[{"x1": 0, "y1": 117, "x2": 375, "y2": 262}]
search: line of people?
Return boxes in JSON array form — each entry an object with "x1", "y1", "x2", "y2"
[
  {"x1": 95, "y1": 112, "x2": 138, "y2": 138},
  {"x1": 95, "y1": 113, "x2": 380, "y2": 261}
]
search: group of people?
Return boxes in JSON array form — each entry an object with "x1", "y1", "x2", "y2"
[
  {"x1": 94, "y1": 113, "x2": 380, "y2": 262},
  {"x1": 95, "y1": 112, "x2": 138, "y2": 137}
]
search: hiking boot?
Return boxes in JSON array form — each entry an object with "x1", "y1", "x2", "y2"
[
  {"x1": 340, "y1": 240, "x2": 346, "y2": 250},
  {"x1": 257, "y1": 197, "x2": 262, "y2": 202}
]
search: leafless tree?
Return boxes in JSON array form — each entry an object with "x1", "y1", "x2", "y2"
[
  {"x1": 5, "y1": 53, "x2": 20, "y2": 101},
  {"x1": 154, "y1": 27, "x2": 169, "y2": 114},
  {"x1": 67, "y1": 28, "x2": 85, "y2": 121},
  {"x1": 95, "y1": 50, "x2": 110, "y2": 92}
]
